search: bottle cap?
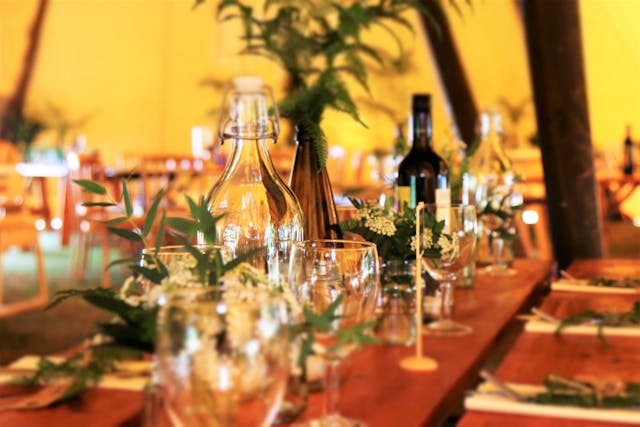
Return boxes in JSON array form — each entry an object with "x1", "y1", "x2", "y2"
[
  {"x1": 232, "y1": 76, "x2": 264, "y2": 92},
  {"x1": 412, "y1": 94, "x2": 431, "y2": 111}
]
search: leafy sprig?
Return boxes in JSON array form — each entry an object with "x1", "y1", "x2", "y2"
[
  {"x1": 530, "y1": 373, "x2": 640, "y2": 408},
  {"x1": 555, "y1": 301, "x2": 640, "y2": 344},
  {"x1": 200, "y1": 0, "x2": 460, "y2": 169},
  {"x1": 587, "y1": 277, "x2": 640, "y2": 289},
  {"x1": 294, "y1": 295, "x2": 377, "y2": 370}
]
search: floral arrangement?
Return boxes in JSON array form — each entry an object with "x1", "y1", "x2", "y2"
[
  {"x1": 19, "y1": 179, "x2": 376, "y2": 406},
  {"x1": 341, "y1": 197, "x2": 455, "y2": 261}
]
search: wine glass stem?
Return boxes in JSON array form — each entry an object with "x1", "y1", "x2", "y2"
[
  {"x1": 323, "y1": 357, "x2": 342, "y2": 418},
  {"x1": 440, "y1": 281, "x2": 454, "y2": 323}
]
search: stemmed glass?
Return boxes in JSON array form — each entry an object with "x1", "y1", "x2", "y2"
[
  {"x1": 421, "y1": 204, "x2": 477, "y2": 336},
  {"x1": 155, "y1": 287, "x2": 291, "y2": 427},
  {"x1": 477, "y1": 178, "x2": 522, "y2": 277},
  {"x1": 288, "y1": 240, "x2": 379, "y2": 427}
]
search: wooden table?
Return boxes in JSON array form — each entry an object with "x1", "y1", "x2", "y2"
[
  {"x1": 0, "y1": 259, "x2": 553, "y2": 427},
  {"x1": 458, "y1": 258, "x2": 640, "y2": 427}
]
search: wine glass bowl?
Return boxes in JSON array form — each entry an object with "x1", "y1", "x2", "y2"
[
  {"x1": 288, "y1": 239, "x2": 379, "y2": 427},
  {"x1": 156, "y1": 288, "x2": 290, "y2": 427},
  {"x1": 421, "y1": 204, "x2": 477, "y2": 336}
]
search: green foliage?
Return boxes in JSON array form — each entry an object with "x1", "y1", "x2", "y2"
[
  {"x1": 20, "y1": 351, "x2": 119, "y2": 403},
  {"x1": 529, "y1": 373, "x2": 640, "y2": 408},
  {"x1": 202, "y1": 0, "x2": 456, "y2": 169},
  {"x1": 0, "y1": 112, "x2": 47, "y2": 146},
  {"x1": 295, "y1": 294, "x2": 377, "y2": 369},
  {"x1": 587, "y1": 277, "x2": 640, "y2": 289},
  {"x1": 340, "y1": 196, "x2": 446, "y2": 263},
  {"x1": 37, "y1": 177, "x2": 380, "y2": 404},
  {"x1": 478, "y1": 192, "x2": 523, "y2": 241},
  {"x1": 555, "y1": 301, "x2": 640, "y2": 344}
]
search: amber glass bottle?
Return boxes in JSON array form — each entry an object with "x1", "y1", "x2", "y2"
[{"x1": 289, "y1": 126, "x2": 343, "y2": 239}]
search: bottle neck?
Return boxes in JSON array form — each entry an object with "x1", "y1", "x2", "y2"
[
  {"x1": 224, "y1": 137, "x2": 277, "y2": 178},
  {"x1": 411, "y1": 109, "x2": 432, "y2": 151}
]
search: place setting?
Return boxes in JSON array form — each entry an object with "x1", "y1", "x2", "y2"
[{"x1": 464, "y1": 369, "x2": 640, "y2": 425}]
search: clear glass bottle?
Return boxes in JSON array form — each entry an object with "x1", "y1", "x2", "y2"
[
  {"x1": 206, "y1": 76, "x2": 304, "y2": 282},
  {"x1": 467, "y1": 109, "x2": 517, "y2": 269}
]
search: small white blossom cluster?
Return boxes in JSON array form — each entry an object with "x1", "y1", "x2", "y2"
[
  {"x1": 409, "y1": 228, "x2": 434, "y2": 253},
  {"x1": 119, "y1": 257, "x2": 203, "y2": 308},
  {"x1": 356, "y1": 204, "x2": 396, "y2": 236},
  {"x1": 438, "y1": 233, "x2": 460, "y2": 259},
  {"x1": 409, "y1": 228, "x2": 460, "y2": 260}
]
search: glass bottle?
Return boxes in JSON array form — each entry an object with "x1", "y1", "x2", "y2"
[
  {"x1": 467, "y1": 109, "x2": 517, "y2": 269},
  {"x1": 289, "y1": 126, "x2": 343, "y2": 239},
  {"x1": 396, "y1": 94, "x2": 449, "y2": 210},
  {"x1": 206, "y1": 76, "x2": 304, "y2": 282}
]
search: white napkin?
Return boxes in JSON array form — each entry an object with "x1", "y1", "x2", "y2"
[
  {"x1": 0, "y1": 356, "x2": 149, "y2": 392},
  {"x1": 465, "y1": 382, "x2": 640, "y2": 424},
  {"x1": 525, "y1": 319, "x2": 640, "y2": 336},
  {"x1": 551, "y1": 279, "x2": 639, "y2": 294}
]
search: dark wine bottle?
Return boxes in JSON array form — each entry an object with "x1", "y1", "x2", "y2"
[
  {"x1": 623, "y1": 125, "x2": 634, "y2": 176},
  {"x1": 289, "y1": 126, "x2": 343, "y2": 239},
  {"x1": 396, "y1": 94, "x2": 449, "y2": 210}
]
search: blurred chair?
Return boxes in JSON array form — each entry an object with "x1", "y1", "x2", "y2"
[
  {"x1": 139, "y1": 154, "x2": 212, "y2": 211},
  {"x1": 0, "y1": 140, "x2": 48, "y2": 317},
  {"x1": 66, "y1": 151, "x2": 116, "y2": 287}
]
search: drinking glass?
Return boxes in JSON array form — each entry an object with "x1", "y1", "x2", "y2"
[
  {"x1": 477, "y1": 179, "x2": 522, "y2": 276},
  {"x1": 288, "y1": 240, "x2": 379, "y2": 427},
  {"x1": 155, "y1": 287, "x2": 291, "y2": 427},
  {"x1": 421, "y1": 204, "x2": 477, "y2": 336}
]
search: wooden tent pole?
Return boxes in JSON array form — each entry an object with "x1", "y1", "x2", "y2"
[
  {"x1": 419, "y1": 1, "x2": 477, "y2": 146},
  {"x1": 522, "y1": 0, "x2": 603, "y2": 267}
]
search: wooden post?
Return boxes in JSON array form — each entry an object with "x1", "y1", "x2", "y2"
[
  {"x1": 0, "y1": 0, "x2": 49, "y2": 138},
  {"x1": 522, "y1": 0, "x2": 603, "y2": 268},
  {"x1": 419, "y1": 1, "x2": 477, "y2": 146}
]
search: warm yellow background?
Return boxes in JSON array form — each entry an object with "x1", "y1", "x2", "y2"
[{"x1": 1, "y1": 0, "x2": 639, "y2": 176}]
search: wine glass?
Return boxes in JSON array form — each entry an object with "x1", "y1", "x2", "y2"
[
  {"x1": 155, "y1": 287, "x2": 291, "y2": 427},
  {"x1": 421, "y1": 204, "x2": 477, "y2": 336},
  {"x1": 288, "y1": 240, "x2": 379, "y2": 427},
  {"x1": 478, "y1": 181, "x2": 522, "y2": 276}
]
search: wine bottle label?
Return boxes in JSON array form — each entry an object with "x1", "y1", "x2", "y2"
[
  {"x1": 435, "y1": 188, "x2": 451, "y2": 234},
  {"x1": 435, "y1": 188, "x2": 451, "y2": 208},
  {"x1": 396, "y1": 185, "x2": 411, "y2": 212}
]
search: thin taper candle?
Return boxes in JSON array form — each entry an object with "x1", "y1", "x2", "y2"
[{"x1": 415, "y1": 201, "x2": 424, "y2": 357}]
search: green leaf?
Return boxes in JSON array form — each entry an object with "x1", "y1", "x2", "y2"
[
  {"x1": 74, "y1": 179, "x2": 106, "y2": 195},
  {"x1": 98, "y1": 216, "x2": 129, "y2": 226},
  {"x1": 154, "y1": 210, "x2": 167, "y2": 252},
  {"x1": 107, "y1": 257, "x2": 136, "y2": 270},
  {"x1": 143, "y1": 189, "x2": 164, "y2": 237},
  {"x1": 130, "y1": 265, "x2": 168, "y2": 285},
  {"x1": 46, "y1": 287, "x2": 117, "y2": 310},
  {"x1": 122, "y1": 181, "x2": 133, "y2": 217},
  {"x1": 107, "y1": 227, "x2": 142, "y2": 242},
  {"x1": 166, "y1": 217, "x2": 196, "y2": 234}
]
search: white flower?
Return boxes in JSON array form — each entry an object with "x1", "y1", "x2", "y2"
[
  {"x1": 364, "y1": 215, "x2": 396, "y2": 236},
  {"x1": 410, "y1": 228, "x2": 434, "y2": 253},
  {"x1": 437, "y1": 233, "x2": 460, "y2": 259}
]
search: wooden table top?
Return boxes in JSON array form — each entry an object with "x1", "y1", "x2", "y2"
[
  {"x1": 0, "y1": 259, "x2": 553, "y2": 427},
  {"x1": 458, "y1": 258, "x2": 640, "y2": 427}
]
